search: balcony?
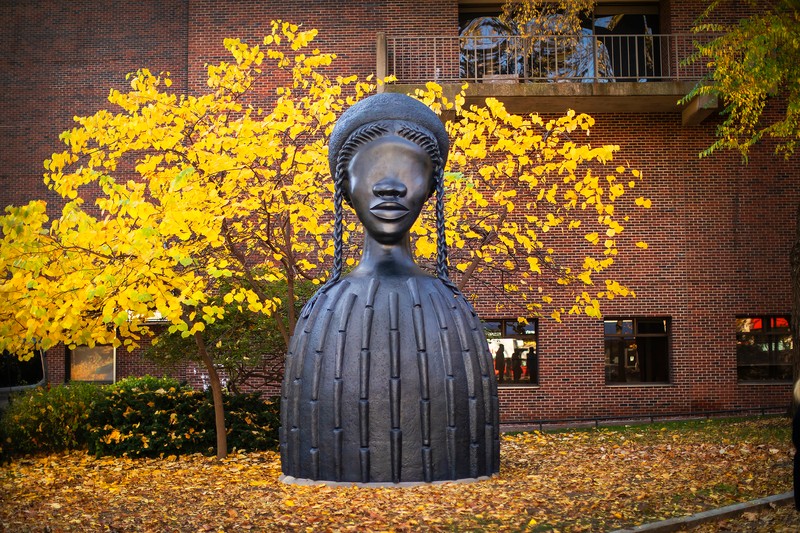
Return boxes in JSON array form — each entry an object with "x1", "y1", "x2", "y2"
[{"x1": 378, "y1": 33, "x2": 718, "y2": 123}]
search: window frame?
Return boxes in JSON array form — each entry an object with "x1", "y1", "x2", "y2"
[
  {"x1": 736, "y1": 315, "x2": 792, "y2": 383},
  {"x1": 604, "y1": 316, "x2": 671, "y2": 385},
  {"x1": 483, "y1": 318, "x2": 539, "y2": 386},
  {"x1": 66, "y1": 345, "x2": 116, "y2": 384}
]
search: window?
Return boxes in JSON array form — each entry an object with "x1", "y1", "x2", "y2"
[
  {"x1": 67, "y1": 345, "x2": 115, "y2": 383},
  {"x1": 592, "y1": 5, "x2": 661, "y2": 81},
  {"x1": 483, "y1": 318, "x2": 538, "y2": 385},
  {"x1": 605, "y1": 318, "x2": 669, "y2": 384},
  {"x1": 0, "y1": 350, "x2": 45, "y2": 388},
  {"x1": 736, "y1": 316, "x2": 792, "y2": 381},
  {"x1": 0, "y1": 350, "x2": 46, "y2": 405}
]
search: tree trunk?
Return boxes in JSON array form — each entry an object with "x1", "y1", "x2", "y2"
[
  {"x1": 195, "y1": 331, "x2": 227, "y2": 459},
  {"x1": 286, "y1": 270, "x2": 296, "y2": 339},
  {"x1": 457, "y1": 210, "x2": 508, "y2": 291}
]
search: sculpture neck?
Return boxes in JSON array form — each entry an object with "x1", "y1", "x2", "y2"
[{"x1": 350, "y1": 233, "x2": 425, "y2": 278}]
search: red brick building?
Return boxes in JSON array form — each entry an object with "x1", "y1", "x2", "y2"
[{"x1": 1, "y1": 1, "x2": 796, "y2": 423}]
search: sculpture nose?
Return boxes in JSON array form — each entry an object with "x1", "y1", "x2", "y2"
[{"x1": 372, "y1": 177, "x2": 407, "y2": 198}]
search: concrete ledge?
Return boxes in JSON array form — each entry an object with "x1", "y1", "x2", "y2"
[
  {"x1": 682, "y1": 93, "x2": 718, "y2": 126},
  {"x1": 387, "y1": 81, "x2": 697, "y2": 114},
  {"x1": 610, "y1": 492, "x2": 794, "y2": 532}
]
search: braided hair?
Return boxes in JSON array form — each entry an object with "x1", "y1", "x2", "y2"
[{"x1": 308, "y1": 119, "x2": 457, "y2": 309}]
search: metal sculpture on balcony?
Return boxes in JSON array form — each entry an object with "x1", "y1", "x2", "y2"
[
  {"x1": 279, "y1": 93, "x2": 500, "y2": 485},
  {"x1": 459, "y1": 16, "x2": 615, "y2": 82},
  {"x1": 459, "y1": 16, "x2": 520, "y2": 80}
]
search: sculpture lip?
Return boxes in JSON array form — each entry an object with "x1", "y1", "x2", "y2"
[{"x1": 370, "y1": 201, "x2": 409, "y2": 220}]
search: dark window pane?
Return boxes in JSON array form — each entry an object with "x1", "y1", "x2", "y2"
[
  {"x1": 638, "y1": 336, "x2": 669, "y2": 382},
  {"x1": 0, "y1": 351, "x2": 45, "y2": 388},
  {"x1": 637, "y1": 318, "x2": 666, "y2": 334},
  {"x1": 605, "y1": 337, "x2": 632, "y2": 383},
  {"x1": 736, "y1": 337, "x2": 763, "y2": 365},
  {"x1": 605, "y1": 317, "x2": 669, "y2": 384}
]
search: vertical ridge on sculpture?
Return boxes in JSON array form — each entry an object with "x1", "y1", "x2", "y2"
[
  {"x1": 408, "y1": 277, "x2": 433, "y2": 482},
  {"x1": 388, "y1": 291, "x2": 402, "y2": 482},
  {"x1": 429, "y1": 291, "x2": 457, "y2": 479},
  {"x1": 359, "y1": 279, "x2": 378, "y2": 482},
  {"x1": 310, "y1": 400, "x2": 319, "y2": 479},
  {"x1": 309, "y1": 307, "x2": 333, "y2": 480},
  {"x1": 450, "y1": 293, "x2": 481, "y2": 478},
  {"x1": 461, "y1": 295, "x2": 499, "y2": 476},
  {"x1": 330, "y1": 286, "x2": 356, "y2": 481}
]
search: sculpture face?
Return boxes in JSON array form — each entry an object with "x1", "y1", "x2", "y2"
[{"x1": 347, "y1": 135, "x2": 433, "y2": 245}]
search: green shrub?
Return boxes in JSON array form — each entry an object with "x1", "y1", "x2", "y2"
[
  {"x1": 88, "y1": 382, "x2": 212, "y2": 457},
  {"x1": 0, "y1": 374, "x2": 280, "y2": 459},
  {"x1": 0, "y1": 382, "x2": 104, "y2": 455},
  {"x1": 87, "y1": 379, "x2": 280, "y2": 457},
  {"x1": 225, "y1": 393, "x2": 280, "y2": 452}
]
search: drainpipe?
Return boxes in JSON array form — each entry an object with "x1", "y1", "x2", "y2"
[{"x1": 376, "y1": 32, "x2": 387, "y2": 93}]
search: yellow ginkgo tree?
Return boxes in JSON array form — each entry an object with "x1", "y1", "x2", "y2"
[
  {"x1": 0, "y1": 21, "x2": 380, "y2": 459},
  {"x1": 0, "y1": 21, "x2": 649, "y2": 459},
  {"x1": 411, "y1": 83, "x2": 649, "y2": 322}
]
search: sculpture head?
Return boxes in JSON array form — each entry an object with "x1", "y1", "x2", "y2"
[
  {"x1": 324, "y1": 94, "x2": 454, "y2": 282},
  {"x1": 339, "y1": 121, "x2": 438, "y2": 244}
]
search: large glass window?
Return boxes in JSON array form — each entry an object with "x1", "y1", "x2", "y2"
[
  {"x1": 736, "y1": 316, "x2": 792, "y2": 381},
  {"x1": 483, "y1": 318, "x2": 538, "y2": 385},
  {"x1": 605, "y1": 317, "x2": 670, "y2": 384},
  {"x1": 457, "y1": 2, "x2": 661, "y2": 82},
  {"x1": 591, "y1": 5, "x2": 660, "y2": 81},
  {"x1": 67, "y1": 345, "x2": 115, "y2": 383}
]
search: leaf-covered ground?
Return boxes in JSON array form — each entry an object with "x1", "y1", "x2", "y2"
[{"x1": 0, "y1": 417, "x2": 794, "y2": 532}]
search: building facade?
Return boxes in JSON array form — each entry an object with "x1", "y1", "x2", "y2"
[{"x1": 1, "y1": 0, "x2": 796, "y2": 423}]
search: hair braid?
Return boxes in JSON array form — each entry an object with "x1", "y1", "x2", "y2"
[
  {"x1": 300, "y1": 177, "x2": 344, "y2": 316},
  {"x1": 434, "y1": 170, "x2": 460, "y2": 294},
  {"x1": 329, "y1": 185, "x2": 345, "y2": 283}
]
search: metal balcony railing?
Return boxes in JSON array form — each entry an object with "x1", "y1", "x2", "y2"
[{"x1": 382, "y1": 33, "x2": 714, "y2": 84}]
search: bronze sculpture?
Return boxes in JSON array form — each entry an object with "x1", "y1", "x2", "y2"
[{"x1": 280, "y1": 93, "x2": 500, "y2": 484}]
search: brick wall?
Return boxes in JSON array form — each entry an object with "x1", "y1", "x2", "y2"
[
  {"x1": 0, "y1": 0, "x2": 189, "y2": 211},
  {"x1": 488, "y1": 107, "x2": 796, "y2": 422},
  {"x1": 1, "y1": 0, "x2": 796, "y2": 423}
]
